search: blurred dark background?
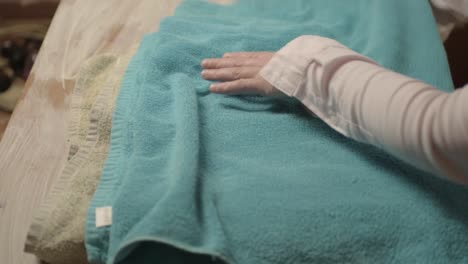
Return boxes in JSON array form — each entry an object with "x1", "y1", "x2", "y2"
[{"x1": 444, "y1": 25, "x2": 468, "y2": 88}]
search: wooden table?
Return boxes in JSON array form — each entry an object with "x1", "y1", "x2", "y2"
[{"x1": 0, "y1": 1, "x2": 182, "y2": 263}]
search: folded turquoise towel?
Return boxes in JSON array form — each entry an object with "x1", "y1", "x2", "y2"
[{"x1": 86, "y1": 0, "x2": 468, "y2": 263}]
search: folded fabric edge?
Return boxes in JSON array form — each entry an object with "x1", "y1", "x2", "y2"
[
  {"x1": 24, "y1": 47, "x2": 138, "y2": 258},
  {"x1": 112, "y1": 236, "x2": 233, "y2": 264},
  {"x1": 85, "y1": 41, "x2": 147, "y2": 264}
]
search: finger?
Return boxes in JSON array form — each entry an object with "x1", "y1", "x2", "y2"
[
  {"x1": 209, "y1": 78, "x2": 266, "y2": 95},
  {"x1": 201, "y1": 57, "x2": 262, "y2": 69},
  {"x1": 201, "y1": 67, "x2": 259, "y2": 81},
  {"x1": 223, "y1": 52, "x2": 273, "y2": 58},
  {"x1": 201, "y1": 58, "x2": 247, "y2": 69}
]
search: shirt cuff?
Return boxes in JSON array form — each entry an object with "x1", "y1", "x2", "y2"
[{"x1": 259, "y1": 35, "x2": 376, "y2": 101}]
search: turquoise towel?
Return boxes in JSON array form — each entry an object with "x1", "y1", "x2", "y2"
[{"x1": 86, "y1": 0, "x2": 468, "y2": 263}]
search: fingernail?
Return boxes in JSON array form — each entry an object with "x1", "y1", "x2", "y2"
[{"x1": 210, "y1": 84, "x2": 217, "y2": 91}]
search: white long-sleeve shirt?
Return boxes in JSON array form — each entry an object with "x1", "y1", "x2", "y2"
[{"x1": 260, "y1": 36, "x2": 468, "y2": 184}]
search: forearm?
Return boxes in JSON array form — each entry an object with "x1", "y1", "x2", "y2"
[
  {"x1": 327, "y1": 60, "x2": 468, "y2": 183},
  {"x1": 260, "y1": 36, "x2": 468, "y2": 184}
]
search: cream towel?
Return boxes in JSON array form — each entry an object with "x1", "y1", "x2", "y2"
[{"x1": 24, "y1": 45, "x2": 137, "y2": 264}]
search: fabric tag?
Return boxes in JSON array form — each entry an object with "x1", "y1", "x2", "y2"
[{"x1": 95, "y1": 207, "x2": 112, "y2": 227}]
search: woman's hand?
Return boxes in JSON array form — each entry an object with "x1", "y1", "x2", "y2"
[{"x1": 201, "y1": 52, "x2": 281, "y2": 96}]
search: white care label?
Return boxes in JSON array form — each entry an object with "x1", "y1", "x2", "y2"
[{"x1": 95, "y1": 206, "x2": 112, "y2": 227}]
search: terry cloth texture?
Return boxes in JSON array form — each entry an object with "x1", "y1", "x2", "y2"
[
  {"x1": 87, "y1": 1, "x2": 468, "y2": 264},
  {"x1": 25, "y1": 46, "x2": 138, "y2": 264}
]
